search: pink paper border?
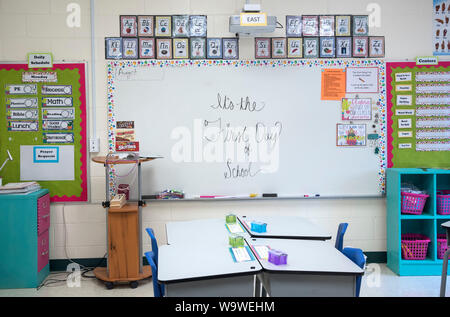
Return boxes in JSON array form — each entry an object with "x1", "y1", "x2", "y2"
[
  {"x1": 1, "y1": 63, "x2": 88, "y2": 202},
  {"x1": 386, "y1": 61, "x2": 450, "y2": 168}
]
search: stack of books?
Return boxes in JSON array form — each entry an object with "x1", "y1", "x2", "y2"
[{"x1": 0, "y1": 182, "x2": 41, "y2": 194}]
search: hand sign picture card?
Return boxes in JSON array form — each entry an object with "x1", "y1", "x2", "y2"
[
  {"x1": 255, "y1": 38, "x2": 271, "y2": 59},
  {"x1": 223, "y1": 38, "x2": 239, "y2": 60},
  {"x1": 190, "y1": 37, "x2": 206, "y2": 59}
]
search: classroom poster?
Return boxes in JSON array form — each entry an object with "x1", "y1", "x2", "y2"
[
  {"x1": 386, "y1": 61, "x2": 450, "y2": 168},
  {"x1": 433, "y1": 0, "x2": 450, "y2": 55},
  {"x1": 336, "y1": 124, "x2": 366, "y2": 146},
  {"x1": 321, "y1": 68, "x2": 346, "y2": 100},
  {"x1": 346, "y1": 67, "x2": 379, "y2": 93},
  {"x1": 0, "y1": 63, "x2": 88, "y2": 201},
  {"x1": 341, "y1": 98, "x2": 372, "y2": 120}
]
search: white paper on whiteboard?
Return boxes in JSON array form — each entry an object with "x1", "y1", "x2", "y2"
[
  {"x1": 346, "y1": 67, "x2": 379, "y2": 93},
  {"x1": 20, "y1": 145, "x2": 75, "y2": 181}
]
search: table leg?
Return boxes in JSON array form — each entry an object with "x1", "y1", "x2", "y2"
[{"x1": 440, "y1": 249, "x2": 450, "y2": 297}]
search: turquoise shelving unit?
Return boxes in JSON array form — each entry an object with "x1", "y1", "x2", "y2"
[{"x1": 387, "y1": 168, "x2": 450, "y2": 276}]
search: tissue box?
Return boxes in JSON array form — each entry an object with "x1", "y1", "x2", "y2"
[
  {"x1": 226, "y1": 214, "x2": 237, "y2": 224},
  {"x1": 229, "y1": 234, "x2": 244, "y2": 248},
  {"x1": 268, "y1": 249, "x2": 288, "y2": 265},
  {"x1": 251, "y1": 221, "x2": 267, "y2": 233}
]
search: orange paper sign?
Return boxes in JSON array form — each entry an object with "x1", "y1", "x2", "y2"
[{"x1": 321, "y1": 68, "x2": 346, "y2": 100}]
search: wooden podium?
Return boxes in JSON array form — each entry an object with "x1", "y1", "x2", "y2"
[{"x1": 92, "y1": 155, "x2": 156, "y2": 289}]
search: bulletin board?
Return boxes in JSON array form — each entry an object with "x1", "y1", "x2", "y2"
[
  {"x1": 387, "y1": 61, "x2": 450, "y2": 168},
  {"x1": 107, "y1": 59, "x2": 387, "y2": 198},
  {"x1": 0, "y1": 63, "x2": 88, "y2": 202}
]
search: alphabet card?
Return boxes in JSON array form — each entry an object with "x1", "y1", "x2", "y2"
[
  {"x1": 336, "y1": 37, "x2": 352, "y2": 58},
  {"x1": 272, "y1": 38, "x2": 287, "y2": 59},
  {"x1": 319, "y1": 37, "x2": 335, "y2": 58},
  {"x1": 255, "y1": 38, "x2": 271, "y2": 59},
  {"x1": 336, "y1": 124, "x2": 366, "y2": 146},
  {"x1": 222, "y1": 38, "x2": 239, "y2": 60},
  {"x1": 302, "y1": 16, "x2": 319, "y2": 37},
  {"x1": 285, "y1": 15, "x2": 302, "y2": 37},
  {"x1": 190, "y1": 37, "x2": 206, "y2": 59},
  {"x1": 303, "y1": 37, "x2": 319, "y2": 58},
  {"x1": 173, "y1": 38, "x2": 189, "y2": 59},
  {"x1": 353, "y1": 15, "x2": 369, "y2": 36},
  {"x1": 189, "y1": 15, "x2": 207, "y2": 37},
  {"x1": 369, "y1": 36, "x2": 385, "y2": 57},
  {"x1": 105, "y1": 37, "x2": 122, "y2": 59},
  {"x1": 155, "y1": 16, "x2": 172, "y2": 37},
  {"x1": 122, "y1": 38, "x2": 138, "y2": 59},
  {"x1": 156, "y1": 38, "x2": 172, "y2": 59},
  {"x1": 319, "y1": 15, "x2": 335, "y2": 36},
  {"x1": 335, "y1": 16, "x2": 351, "y2": 36},
  {"x1": 353, "y1": 37, "x2": 369, "y2": 58},
  {"x1": 120, "y1": 15, "x2": 137, "y2": 37},
  {"x1": 206, "y1": 38, "x2": 222, "y2": 59},
  {"x1": 137, "y1": 16, "x2": 154, "y2": 37},
  {"x1": 172, "y1": 15, "x2": 190, "y2": 37},
  {"x1": 139, "y1": 38, "x2": 155, "y2": 59},
  {"x1": 287, "y1": 38, "x2": 303, "y2": 58}
]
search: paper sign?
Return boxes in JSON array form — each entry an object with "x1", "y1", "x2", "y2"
[
  {"x1": 231, "y1": 247, "x2": 252, "y2": 262},
  {"x1": 341, "y1": 98, "x2": 371, "y2": 120},
  {"x1": 321, "y1": 69, "x2": 346, "y2": 100},
  {"x1": 42, "y1": 120, "x2": 74, "y2": 131},
  {"x1": 395, "y1": 72, "x2": 412, "y2": 82},
  {"x1": 399, "y1": 131, "x2": 413, "y2": 138},
  {"x1": 398, "y1": 118, "x2": 412, "y2": 129},
  {"x1": 43, "y1": 133, "x2": 74, "y2": 144},
  {"x1": 22, "y1": 71, "x2": 57, "y2": 82},
  {"x1": 5, "y1": 84, "x2": 37, "y2": 95},
  {"x1": 33, "y1": 146, "x2": 59, "y2": 163},
  {"x1": 42, "y1": 97, "x2": 73, "y2": 107},
  {"x1": 7, "y1": 109, "x2": 38, "y2": 120},
  {"x1": 226, "y1": 223, "x2": 245, "y2": 234},
  {"x1": 7, "y1": 121, "x2": 38, "y2": 131},
  {"x1": 253, "y1": 245, "x2": 270, "y2": 260},
  {"x1": 396, "y1": 109, "x2": 415, "y2": 116},
  {"x1": 395, "y1": 84, "x2": 412, "y2": 92},
  {"x1": 346, "y1": 67, "x2": 379, "y2": 93},
  {"x1": 6, "y1": 97, "x2": 38, "y2": 108},
  {"x1": 28, "y1": 53, "x2": 53, "y2": 68},
  {"x1": 41, "y1": 85, "x2": 72, "y2": 95},
  {"x1": 397, "y1": 95, "x2": 412, "y2": 106},
  {"x1": 336, "y1": 124, "x2": 366, "y2": 146},
  {"x1": 240, "y1": 13, "x2": 267, "y2": 26},
  {"x1": 42, "y1": 108, "x2": 75, "y2": 120},
  {"x1": 399, "y1": 143, "x2": 412, "y2": 149}
]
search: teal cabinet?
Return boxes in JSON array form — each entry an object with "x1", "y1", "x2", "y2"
[
  {"x1": 0, "y1": 189, "x2": 50, "y2": 288},
  {"x1": 387, "y1": 168, "x2": 450, "y2": 276}
]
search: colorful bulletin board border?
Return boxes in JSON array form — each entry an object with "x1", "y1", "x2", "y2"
[
  {"x1": 386, "y1": 61, "x2": 450, "y2": 168},
  {"x1": 0, "y1": 63, "x2": 88, "y2": 202},
  {"x1": 107, "y1": 59, "x2": 387, "y2": 194}
]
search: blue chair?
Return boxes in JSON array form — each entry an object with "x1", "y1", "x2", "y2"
[
  {"x1": 342, "y1": 247, "x2": 366, "y2": 297},
  {"x1": 144, "y1": 251, "x2": 165, "y2": 297},
  {"x1": 335, "y1": 223, "x2": 348, "y2": 252},
  {"x1": 145, "y1": 228, "x2": 159, "y2": 266}
]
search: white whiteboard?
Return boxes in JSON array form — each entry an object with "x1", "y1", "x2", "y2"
[{"x1": 109, "y1": 60, "x2": 386, "y2": 197}]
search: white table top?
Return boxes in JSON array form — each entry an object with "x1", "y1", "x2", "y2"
[
  {"x1": 442, "y1": 221, "x2": 450, "y2": 230},
  {"x1": 165, "y1": 218, "x2": 249, "y2": 245},
  {"x1": 238, "y1": 215, "x2": 332, "y2": 240},
  {"x1": 246, "y1": 237, "x2": 364, "y2": 276},
  {"x1": 158, "y1": 242, "x2": 262, "y2": 284}
]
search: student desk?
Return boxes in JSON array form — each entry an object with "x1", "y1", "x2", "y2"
[
  {"x1": 246, "y1": 238, "x2": 364, "y2": 297},
  {"x1": 238, "y1": 215, "x2": 332, "y2": 240},
  {"x1": 158, "y1": 242, "x2": 262, "y2": 297},
  {"x1": 165, "y1": 218, "x2": 249, "y2": 245}
]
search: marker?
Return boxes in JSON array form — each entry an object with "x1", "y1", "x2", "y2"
[
  {"x1": 262, "y1": 193, "x2": 277, "y2": 198},
  {"x1": 303, "y1": 194, "x2": 320, "y2": 198}
]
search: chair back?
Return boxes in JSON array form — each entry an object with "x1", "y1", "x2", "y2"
[
  {"x1": 145, "y1": 251, "x2": 165, "y2": 297},
  {"x1": 335, "y1": 223, "x2": 348, "y2": 252},
  {"x1": 145, "y1": 228, "x2": 159, "y2": 266},
  {"x1": 342, "y1": 247, "x2": 366, "y2": 297}
]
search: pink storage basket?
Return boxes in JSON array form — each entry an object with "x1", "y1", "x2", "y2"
[
  {"x1": 437, "y1": 190, "x2": 450, "y2": 215},
  {"x1": 437, "y1": 234, "x2": 450, "y2": 259},
  {"x1": 401, "y1": 234, "x2": 431, "y2": 260},
  {"x1": 401, "y1": 192, "x2": 429, "y2": 215}
]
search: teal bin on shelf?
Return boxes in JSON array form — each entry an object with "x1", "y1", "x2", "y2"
[{"x1": 0, "y1": 189, "x2": 50, "y2": 288}]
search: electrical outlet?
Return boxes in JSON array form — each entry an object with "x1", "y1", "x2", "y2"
[{"x1": 89, "y1": 138, "x2": 100, "y2": 153}]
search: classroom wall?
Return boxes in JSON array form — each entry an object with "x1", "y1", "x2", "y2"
[{"x1": 0, "y1": 0, "x2": 433, "y2": 261}]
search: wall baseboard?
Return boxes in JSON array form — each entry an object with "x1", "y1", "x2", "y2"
[{"x1": 49, "y1": 252, "x2": 387, "y2": 272}]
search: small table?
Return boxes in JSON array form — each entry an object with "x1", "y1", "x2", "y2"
[
  {"x1": 158, "y1": 242, "x2": 262, "y2": 297},
  {"x1": 246, "y1": 237, "x2": 364, "y2": 297},
  {"x1": 166, "y1": 218, "x2": 250, "y2": 245},
  {"x1": 238, "y1": 215, "x2": 332, "y2": 240},
  {"x1": 440, "y1": 221, "x2": 450, "y2": 297}
]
